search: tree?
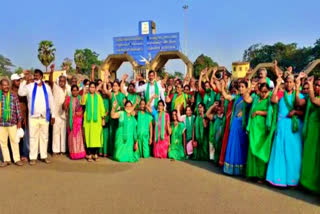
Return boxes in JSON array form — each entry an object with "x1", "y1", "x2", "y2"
[
  {"x1": 74, "y1": 49, "x2": 102, "y2": 77},
  {"x1": 61, "y1": 57, "x2": 75, "y2": 73},
  {"x1": 74, "y1": 49, "x2": 86, "y2": 72},
  {"x1": 193, "y1": 54, "x2": 218, "y2": 78},
  {"x1": 243, "y1": 41, "x2": 316, "y2": 72},
  {"x1": 0, "y1": 54, "x2": 14, "y2": 76},
  {"x1": 14, "y1": 67, "x2": 23, "y2": 74},
  {"x1": 38, "y1": 40, "x2": 56, "y2": 72}
]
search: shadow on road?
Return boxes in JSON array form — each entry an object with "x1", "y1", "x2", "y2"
[{"x1": 182, "y1": 160, "x2": 320, "y2": 206}]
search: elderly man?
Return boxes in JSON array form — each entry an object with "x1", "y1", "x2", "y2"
[
  {"x1": 0, "y1": 78, "x2": 23, "y2": 167},
  {"x1": 49, "y1": 64, "x2": 68, "y2": 155},
  {"x1": 10, "y1": 73, "x2": 29, "y2": 161},
  {"x1": 18, "y1": 69, "x2": 55, "y2": 165},
  {"x1": 258, "y1": 68, "x2": 274, "y2": 88},
  {"x1": 135, "y1": 70, "x2": 165, "y2": 109}
]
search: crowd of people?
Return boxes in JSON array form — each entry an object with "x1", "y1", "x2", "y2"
[{"x1": 0, "y1": 61, "x2": 320, "y2": 194}]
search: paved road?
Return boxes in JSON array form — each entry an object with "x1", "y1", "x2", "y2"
[{"x1": 0, "y1": 156, "x2": 319, "y2": 214}]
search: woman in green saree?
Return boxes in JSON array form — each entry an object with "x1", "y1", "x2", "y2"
[
  {"x1": 111, "y1": 100, "x2": 140, "y2": 163},
  {"x1": 168, "y1": 110, "x2": 186, "y2": 160},
  {"x1": 192, "y1": 103, "x2": 209, "y2": 161},
  {"x1": 137, "y1": 99, "x2": 153, "y2": 158},
  {"x1": 244, "y1": 83, "x2": 276, "y2": 181},
  {"x1": 206, "y1": 100, "x2": 224, "y2": 165},
  {"x1": 298, "y1": 76, "x2": 320, "y2": 193},
  {"x1": 103, "y1": 74, "x2": 126, "y2": 157}
]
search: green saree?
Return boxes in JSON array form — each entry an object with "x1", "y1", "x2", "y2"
[{"x1": 168, "y1": 122, "x2": 186, "y2": 160}]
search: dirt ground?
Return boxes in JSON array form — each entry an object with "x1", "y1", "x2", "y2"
[{"x1": 0, "y1": 156, "x2": 319, "y2": 214}]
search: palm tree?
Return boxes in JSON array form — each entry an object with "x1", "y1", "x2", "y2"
[
  {"x1": 38, "y1": 40, "x2": 56, "y2": 72},
  {"x1": 74, "y1": 49, "x2": 86, "y2": 73}
]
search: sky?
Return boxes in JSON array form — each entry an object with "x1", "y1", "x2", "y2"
[{"x1": 1, "y1": 0, "x2": 320, "y2": 77}]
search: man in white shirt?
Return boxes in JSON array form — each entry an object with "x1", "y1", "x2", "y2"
[
  {"x1": 49, "y1": 64, "x2": 67, "y2": 156},
  {"x1": 18, "y1": 69, "x2": 55, "y2": 165},
  {"x1": 135, "y1": 70, "x2": 165, "y2": 109},
  {"x1": 258, "y1": 68, "x2": 275, "y2": 88}
]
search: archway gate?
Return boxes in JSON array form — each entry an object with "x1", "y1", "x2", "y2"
[{"x1": 99, "y1": 51, "x2": 193, "y2": 80}]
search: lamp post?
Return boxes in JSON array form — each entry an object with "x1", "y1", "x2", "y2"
[{"x1": 183, "y1": 4, "x2": 189, "y2": 75}]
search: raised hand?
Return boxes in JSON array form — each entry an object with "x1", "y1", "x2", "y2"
[
  {"x1": 152, "y1": 94, "x2": 158, "y2": 99},
  {"x1": 200, "y1": 68, "x2": 207, "y2": 76},
  {"x1": 307, "y1": 76, "x2": 314, "y2": 85},
  {"x1": 91, "y1": 64, "x2": 96, "y2": 70},
  {"x1": 276, "y1": 77, "x2": 282, "y2": 86},
  {"x1": 122, "y1": 74, "x2": 129, "y2": 81},
  {"x1": 50, "y1": 64, "x2": 55, "y2": 72},
  {"x1": 213, "y1": 67, "x2": 218, "y2": 74}
]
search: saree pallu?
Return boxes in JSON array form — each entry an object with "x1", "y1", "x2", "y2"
[
  {"x1": 219, "y1": 101, "x2": 234, "y2": 166},
  {"x1": 300, "y1": 99, "x2": 320, "y2": 193}
]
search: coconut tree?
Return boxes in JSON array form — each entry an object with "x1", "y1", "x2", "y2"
[
  {"x1": 38, "y1": 40, "x2": 56, "y2": 72},
  {"x1": 74, "y1": 49, "x2": 86, "y2": 73}
]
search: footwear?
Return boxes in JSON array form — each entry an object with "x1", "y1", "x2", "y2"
[
  {"x1": 42, "y1": 159, "x2": 51, "y2": 164},
  {"x1": 15, "y1": 161, "x2": 24, "y2": 166},
  {"x1": 52, "y1": 153, "x2": 59, "y2": 157},
  {"x1": 29, "y1": 160, "x2": 37, "y2": 165},
  {"x1": 86, "y1": 155, "x2": 93, "y2": 162},
  {"x1": 21, "y1": 157, "x2": 28, "y2": 162},
  {"x1": 93, "y1": 154, "x2": 99, "y2": 161},
  {"x1": 0, "y1": 162, "x2": 9, "y2": 167}
]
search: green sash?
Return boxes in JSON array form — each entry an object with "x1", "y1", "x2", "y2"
[
  {"x1": 284, "y1": 91, "x2": 298, "y2": 132},
  {"x1": 0, "y1": 90, "x2": 11, "y2": 122},
  {"x1": 86, "y1": 93, "x2": 98, "y2": 122},
  {"x1": 195, "y1": 115, "x2": 204, "y2": 141},
  {"x1": 155, "y1": 111, "x2": 165, "y2": 143},
  {"x1": 69, "y1": 95, "x2": 81, "y2": 130},
  {"x1": 302, "y1": 96, "x2": 320, "y2": 138},
  {"x1": 185, "y1": 115, "x2": 194, "y2": 141},
  {"x1": 146, "y1": 82, "x2": 159, "y2": 108}
]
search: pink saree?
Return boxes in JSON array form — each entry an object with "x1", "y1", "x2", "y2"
[{"x1": 66, "y1": 96, "x2": 86, "y2": 160}]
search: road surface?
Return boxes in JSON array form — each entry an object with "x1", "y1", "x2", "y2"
[{"x1": 0, "y1": 156, "x2": 319, "y2": 214}]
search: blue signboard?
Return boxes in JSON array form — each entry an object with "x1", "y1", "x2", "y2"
[{"x1": 113, "y1": 21, "x2": 180, "y2": 65}]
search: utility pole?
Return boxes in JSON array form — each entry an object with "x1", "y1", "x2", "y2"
[{"x1": 183, "y1": 4, "x2": 189, "y2": 75}]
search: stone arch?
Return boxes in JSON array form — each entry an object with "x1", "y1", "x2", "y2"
[
  {"x1": 150, "y1": 51, "x2": 193, "y2": 77},
  {"x1": 247, "y1": 62, "x2": 278, "y2": 79},
  {"x1": 99, "y1": 54, "x2": 139, "y2": 80},
  {"x1": 301, "y1": 59, "x2": 320, "y2": 75}
]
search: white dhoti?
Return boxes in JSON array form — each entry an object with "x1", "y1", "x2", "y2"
[
  {"x1": 29, "y1": 117, "x2": 49, "y2": 160},
  {"x1": 52, "y1": 84, "x2": 67, "y2": 153},
  {"x1": 52, "y1": 116, "x2": 66, "y2": 153}
]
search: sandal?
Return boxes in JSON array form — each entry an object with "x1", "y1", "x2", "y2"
[
  {"x1": 86, "y1": 155, "x2": 93, "y2": 162},
  {"x1": 93, "y1": 154, "x2": 99, "y2": 161}
]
